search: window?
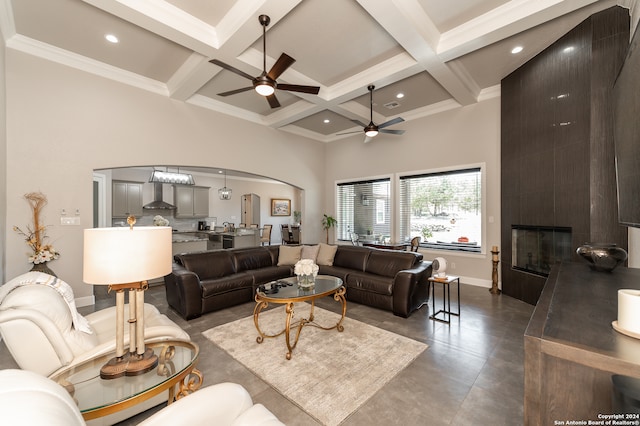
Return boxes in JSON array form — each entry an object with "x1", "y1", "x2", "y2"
[
  {"x1": 399, "y1": 167, "x2": 482, "y2": 252},
  {"x1": 337, "y1": 178, "x2": 390, "y2": 241}
]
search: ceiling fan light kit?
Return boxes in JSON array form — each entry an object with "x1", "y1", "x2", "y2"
[
  {"x1": 255, "y1": 78, "x2": 275, "y2": 96},
  {"x1": 209, "y1": 14, "x2": 320, "y2": 108}
]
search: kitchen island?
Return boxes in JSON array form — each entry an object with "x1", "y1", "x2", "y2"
[
  {"x1": 172, "y1": 231, "x2": 209, "y2": 255},
  {"x1": 172, "y1": 229, "x2": 261, "y2": 254},
  {"x1": 207, "y1": 228, "x2": 260, "y2": 249}
]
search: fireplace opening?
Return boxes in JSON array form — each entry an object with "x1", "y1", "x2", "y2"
[{"x1": 511, "y1": 225, "x2": 572, "y2": 276}]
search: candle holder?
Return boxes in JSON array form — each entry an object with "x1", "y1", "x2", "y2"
[{"x1": 490, "y1": 245, "x2": 501, "y2": 295}]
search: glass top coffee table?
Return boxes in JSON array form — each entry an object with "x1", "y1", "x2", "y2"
[
  {"x1": 254, "y1": 275, "x2": 346, "y2": 360},
  {"x1": 49, "y1": 340, "x2": 201, "y2": 421}
]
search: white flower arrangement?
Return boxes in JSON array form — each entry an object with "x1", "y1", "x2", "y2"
[
  {"x1": 294, "y1": 258, "x2": 319, "y2": 277},
  {"x1": 30, "y1": 248, "x2": 60, "y2": 265},
  {"x1": 153, "y1": 215, "x2": 170, "y2": 226}
]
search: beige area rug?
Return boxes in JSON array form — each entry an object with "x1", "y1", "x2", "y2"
[{"x1": 203, "y1": 303, "x2": 428, "y2": 425}]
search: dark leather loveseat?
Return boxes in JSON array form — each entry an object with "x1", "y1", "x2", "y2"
[{"x1": 164, "y1": 244, "x2": 432, "y2": 320}]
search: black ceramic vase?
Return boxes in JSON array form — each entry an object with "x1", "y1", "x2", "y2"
[
  {"x1": 576, "y1": 243, "x2": 628, "y2": 272},
  {"x1": 30, "y1": 262, "x2": 57, "y2": 277}
]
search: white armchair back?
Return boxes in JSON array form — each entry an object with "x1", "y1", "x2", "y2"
[{"x1": 0, "y1": 272, "x2": 189, "y2": 377}]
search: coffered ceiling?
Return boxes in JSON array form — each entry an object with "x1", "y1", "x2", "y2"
[{"x1": 0, "y1": 0, "x2": 635, "y2": 142}]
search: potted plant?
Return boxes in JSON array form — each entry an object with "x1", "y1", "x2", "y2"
[
  {"x1": 322, "y1": 214, "x2": 338, "y2": 244},
  {"x1": 293, "y1": 210, "x2": 302, "y2": 225}
]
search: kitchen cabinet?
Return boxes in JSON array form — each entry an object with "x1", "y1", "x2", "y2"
[
  {"x1": 174, "y1": 185, "x2": 210, "y2": 218},
  {"x1": 112, "y1": 180, "x2": 143, "y2": 218}
]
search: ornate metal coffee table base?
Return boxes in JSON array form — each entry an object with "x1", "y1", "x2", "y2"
[{"x1": 253, "y1": 277, "x2": 346, "y2": 360}]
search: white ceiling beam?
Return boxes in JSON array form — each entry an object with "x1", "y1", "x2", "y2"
[
  {"x1": 167, "y1": 52, "x2": 216, "y2": 101},
  {"x1": 262, "y1": 100, "x2": 324, "y2": 129},
  {"x1": 0, "y1": 0, "x2": 16, "y2": 41},
  {"x1": 8, "y1": 34, "x2": 168, "y2": 96},
  {"x1": 82, "y1": 0, "x2": 220, "y2": 55},
  {"x1": 358, "y1": 0, "x2": 479, "y2": 106},
  {"x1": 438, "y1": 0, "x2": 610, "y2": 61}
]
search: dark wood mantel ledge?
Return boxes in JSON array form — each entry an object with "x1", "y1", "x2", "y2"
[{"x1": 524, "y1": 262, "x2": 640, "y2": 425}]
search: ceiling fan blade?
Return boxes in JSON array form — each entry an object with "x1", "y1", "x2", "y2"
[
  {"x1": 379, "y1": 129, "x2": 405, "y2": 135},
  {"x1": 266, "y1": 93, "x2": 281, "y2": 108},
  {"x1": 364, "y1": 135, "x2": 373, "y2": 144},
  {"x1": 336, "y1": 130, "x2": 363, "y2": 136},
  {"x1": 267, "y1": 53, "x2": 295, "y2": 80},
  {"x1": 218, "y1": 86, "x2": 254, "y2": 97},
  {"x1": 209, "y1": 59, "x2": 256, "y2": 81},
  {"x1": 378, "y1": 117, "x2": 405, "y2": 129},
  {"x1": 277, "y1": 83, "x2": 320, "y2": 95},
  {"x1": 350, "y1": 119, "x2": 368, "y2": 128}
]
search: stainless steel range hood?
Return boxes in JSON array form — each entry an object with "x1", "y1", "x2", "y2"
[{"x1": 142, "y1": 183, "x2": 176, "y2": 211}]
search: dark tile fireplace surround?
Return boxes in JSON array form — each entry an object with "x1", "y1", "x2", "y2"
[{"x1": 500, "y1": 6, "x2": 629, "y2": 304}]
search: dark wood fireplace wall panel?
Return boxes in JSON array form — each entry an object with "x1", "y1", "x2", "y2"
[{"x1": 500, "y1": 6, "x2": 629, "y2": 304}]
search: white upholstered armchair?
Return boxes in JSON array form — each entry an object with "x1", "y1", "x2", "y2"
[
  {"x1": 0, "y1": 272, "x2": 189, "y2": 377},
  {"x1": 0, "y1": 369, "x2": 284, "y2": 426}
]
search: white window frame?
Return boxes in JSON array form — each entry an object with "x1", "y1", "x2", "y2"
[
  {"x1": 335, "y1": 174, "x2": 393, "y2": 242},
  {"x1": 396, "y1": 163, "x2": 486, "y2": 254}
]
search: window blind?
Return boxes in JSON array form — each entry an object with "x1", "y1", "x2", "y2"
[{"x1": 336, "y1": 178, "x2": 391, "y2": 241}]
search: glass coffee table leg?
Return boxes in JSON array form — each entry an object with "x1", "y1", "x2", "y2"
[
  {"x1": 253, "y1": 295, "x2": 270, "y2": 343},
  {"x1": 285, "y1": 302, "x2": 306, "y2": 360},
  {"x1": 334, "y1": 286, "x2": 347, "y2": 332}
]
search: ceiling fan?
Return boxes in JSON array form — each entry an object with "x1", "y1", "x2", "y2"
[
  {"x1": 209, "y1": 15, "x2": 320, "y2": 109},
  {"x1": 338, "y1": 85, "x2": 405, "y2": 143}
]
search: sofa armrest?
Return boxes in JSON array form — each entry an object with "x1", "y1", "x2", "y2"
[
  {"x1": 164, "y1": 264, "x2": 203, "y2": 320},
  {"x1": 392, "y1": 261, "x2": 433, "y2": 317}
]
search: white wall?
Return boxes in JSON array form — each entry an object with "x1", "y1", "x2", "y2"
[
  {"x1": 0, "y1": 32, "x2": 6, "y2": 283},
  {"x1": 5, "y1": 50, "x2": 325, "y2": 300},
  {"x1": 325, "y1": 98, "x2": 502, "y2": 288}
]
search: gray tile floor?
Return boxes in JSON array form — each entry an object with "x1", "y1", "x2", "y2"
[{"x1": 0, "y1": 283, "x2": 534, "y2": 425}]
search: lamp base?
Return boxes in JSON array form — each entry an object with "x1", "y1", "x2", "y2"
[{"x1": 100, "y1": 348, "x2": 158, "y2": 380}]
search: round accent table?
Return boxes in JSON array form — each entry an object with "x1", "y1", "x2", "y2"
[
  {"x1": 253, "y1": 275, "x2": 346, "y2": 360},
  {"x1": 49, "y1": 340, "x2": 201, "y2": 421}
]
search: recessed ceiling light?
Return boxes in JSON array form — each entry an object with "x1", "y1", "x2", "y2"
[
  {"x1": 511, "y1": 46, "x2": 523, "y2": 54},
  {"x1": 563, "y1": 46, "x2": 575, "y2": 53},
  {"x1": 396, "y1": 93, "x2": 404, "y2": 99},
  {"x1": 323, "y1": 119, "x2": 330, "y2": 124},
  {"x1": 105, "y1": 34, "x2": 119, "y2": 43}
]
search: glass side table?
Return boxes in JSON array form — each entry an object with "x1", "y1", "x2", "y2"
[
  {"x1": 49, "y1": 340, "x2": 201, "y2": 421},
  {"x1": 428, "y1": 276, "x2": 461, "y2": 324}
]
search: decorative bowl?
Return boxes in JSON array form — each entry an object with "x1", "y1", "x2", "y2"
[{"x1": 576, "y1": 243, "x2": 627, "y2": 272}]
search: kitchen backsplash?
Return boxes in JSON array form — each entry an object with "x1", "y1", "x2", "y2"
[{"x1": 112, "y1": 215, "x2": 217, "y2": 232}]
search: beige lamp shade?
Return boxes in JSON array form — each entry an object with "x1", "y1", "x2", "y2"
[{"x1": 83, "y1": 226, "x2": 172, "y2": 285}]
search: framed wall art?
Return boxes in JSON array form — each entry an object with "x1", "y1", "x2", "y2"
[{"x1": 271, "y1": 198, "x2": 291, "y2": 216}]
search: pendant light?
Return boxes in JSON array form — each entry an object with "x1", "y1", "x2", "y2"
[
  {"x1": 149, "y1": 168, "x2": 194, "y2": 185},
  {"x1": 218, "y1": 170, "x2": 232, "y2": 200}
]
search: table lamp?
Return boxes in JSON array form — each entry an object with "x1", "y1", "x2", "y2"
[{"x1": 83, "y1": 218, "x2": 172, "y2": 379}]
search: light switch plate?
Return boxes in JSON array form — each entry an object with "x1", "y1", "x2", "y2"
[{"x1": 60, "y1": 217, "x2": 80, "y2": 226}]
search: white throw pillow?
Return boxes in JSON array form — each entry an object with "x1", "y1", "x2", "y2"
[
  {"x1": 277, "y1": 245, "x2": 302, "y2": 266},
  {"x1": 301, "y1": 245, "x2": 320, "y2": 262},
  {"x1": 316, "y1": 243, "x2": 338, "y2": 266}
]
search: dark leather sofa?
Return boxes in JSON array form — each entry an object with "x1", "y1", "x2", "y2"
[{"x1": 164, "y1": 245, "x2": 432, "y2": 320}]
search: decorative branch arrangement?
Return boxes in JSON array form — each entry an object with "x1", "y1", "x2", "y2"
[{"x1": 13, "y1": 192, "x2": 60, "y2": 265}]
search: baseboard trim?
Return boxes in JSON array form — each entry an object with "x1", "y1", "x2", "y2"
[{"x1": 75, "y1": 295, "x2": 95, "y2": 308}]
